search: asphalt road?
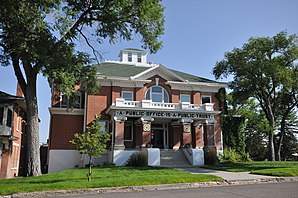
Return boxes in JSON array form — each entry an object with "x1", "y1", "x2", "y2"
[{"x1": 52, "y1": 182, "x2": 298, "y2": 198}]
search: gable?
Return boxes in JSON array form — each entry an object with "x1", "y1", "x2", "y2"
[{"x1": 130, "y1": 65, "x2": 186, "y2": 82}]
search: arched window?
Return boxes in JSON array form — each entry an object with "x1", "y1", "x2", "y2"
[{"x1": 145, "y1": 86, "x2": 169, "y2": 103}]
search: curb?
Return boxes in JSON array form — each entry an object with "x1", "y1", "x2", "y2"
[{"x1": 1, "y1": 177, "x2": 298, "y2": 198}]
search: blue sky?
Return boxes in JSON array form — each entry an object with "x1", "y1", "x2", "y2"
[{"x1": 0, "y1": 0, "x2": 297, "y2": 143}]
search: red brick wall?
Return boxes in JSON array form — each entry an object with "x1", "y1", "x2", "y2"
[
  {"x1": 171, "y1": 90, "x2": 180, "y2": 103},
  {"x1": 49, "y1": 114, "x2": 83, "y2": 149},
  {"x1": 0, "y1": 106, "x2": 24, "y2": 178},
  {"x1": 172, "y1": 125, "x2": 182, "y2": 149},
  {"x1": 112, "y1": 86, "x2": 121, "y2": 104},
  {"x1": 115, "y1": 121, "x2": 124, "y2": 147},
  {"x1": 192, "y1": 91, "x2": 201, "y2": 104},
  {"x1": 135, "y1": 87, "x2": 146, "y2": 101},
  {"x1": 86, "y1": 86, "x2": 111, "y2": 124},
  {"x1": 194, "y1": 126, "x2": 203, "y2": 148}
]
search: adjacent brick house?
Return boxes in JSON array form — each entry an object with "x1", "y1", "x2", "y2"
[
  {"x1": 0, "y1": 88, "x2": 26, "y2": 178},
  {"x1": 48, "y1": 49, "x2": 227, "y2": 172}
]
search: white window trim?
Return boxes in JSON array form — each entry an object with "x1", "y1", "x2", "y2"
[
  {"x1": 121, "y1": 91, "x2": 134, "y2": 101},
  {"x1": 201, "y1": 95, "x2": 212, "y2": 104},
  {"x1": 137, "y1": 53, "x2": 142, "y2": 63},
  {"x1": 180, "y1": 94, "x2": 191, "y2": 103},
  {"x1": 128, "y1": 52, "x2": 132, "y2": 62},
  {"x1": 124, "y1": 121, "x2": 133, "y2": 141},
  {"x1": 146, "y1": 86, "x2": 169, "y2": 103},
  {"x1": 16, "y1": 109, "x2": 19, "y2": 132},
  {"x1": 60, "y1": 92, "x2": 68, "y2": 108}
]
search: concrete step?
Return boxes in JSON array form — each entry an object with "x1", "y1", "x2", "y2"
[{"x1": 160, "y1": 149, "x2": 190, "y2": 166}]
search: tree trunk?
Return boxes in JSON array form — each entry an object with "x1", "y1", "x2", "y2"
[
  {"x1": 267, "y1": 110, "x2": 275, "y2": 161},
  {"x1": 277, "y1": 117, "x2": 286, "y2": 161},
  {"x1": 25, "y1": 76, "x2": 42, "y2": 176},
  {"x1": 268, "y1": 131, "x2": 275, "y2": 161}
]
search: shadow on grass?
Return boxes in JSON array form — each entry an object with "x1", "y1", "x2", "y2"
[{"x1": 205, "y1": 161, "x2": 298, "y2": 172}]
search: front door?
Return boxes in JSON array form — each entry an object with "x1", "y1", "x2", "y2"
[
  {"x1": 151, "y1": 128, "x2": 164, "y2": 148},
  {"x1": 151, "y1": 123, "x2": 168, "y2": 149}
]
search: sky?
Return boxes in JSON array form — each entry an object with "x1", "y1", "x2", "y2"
[{"x1": 0, "y1": 0, "x2": 297, "y2": 144}]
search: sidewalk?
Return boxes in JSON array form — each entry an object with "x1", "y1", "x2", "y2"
[{"x1": 176, "y1": 167, "x2": 277, "y2": 181}]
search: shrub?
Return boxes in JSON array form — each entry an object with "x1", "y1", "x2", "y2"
[
  {"x1": 219, "y1": 148, "x2": 252, "y2": 163},
  {"x1": 126, "y1": 151, "x2": 148, "y2": 167},
  {"x1": 204, "y1": 147, "x2": 219, "y2": 165},
  {"x1": 219, "y1": 148, "x2": 242, "y2": 163},
  {"x1": 240, "y1": 152, "x2": 252, "y2": 162}
]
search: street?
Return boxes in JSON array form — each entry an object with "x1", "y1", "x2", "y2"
[{"x1": 51, "y1": 182, "x2": 298, "y2": 198}]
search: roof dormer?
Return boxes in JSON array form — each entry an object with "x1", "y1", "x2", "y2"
[{"x1": 119, "y1": 48, "x2": 148, "y2": 65}]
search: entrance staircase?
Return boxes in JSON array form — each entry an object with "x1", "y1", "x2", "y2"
[{"x1": 160, "y1": 149, "x2": 191, "y2": 167}]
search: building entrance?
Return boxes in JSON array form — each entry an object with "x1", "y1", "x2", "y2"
[{"x1": 151, "y1": 123, "x2": 168, "y2": 149}]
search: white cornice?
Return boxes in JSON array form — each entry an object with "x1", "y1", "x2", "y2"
[
  {"x1": 97, "y1": 78, "x2": 151, "y2": 87},
  {"x1": 49, "y1": 108, "x2": 84, "y2": 115},
  {"x1": 166, "y1": 81, "x2": 228, "y2": 92}
]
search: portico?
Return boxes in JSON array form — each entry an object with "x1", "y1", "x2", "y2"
[{"x1": 107, "y1": 98, "x2": 220, "y2": 166}]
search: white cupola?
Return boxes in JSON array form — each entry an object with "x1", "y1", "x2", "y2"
[{"x1": 119, "y1": 48, "x2": 148, "y2": 65}]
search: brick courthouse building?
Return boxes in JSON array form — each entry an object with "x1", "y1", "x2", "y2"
[{"x1": 48, "y1": 49, "x2": 227, "y2": 172}]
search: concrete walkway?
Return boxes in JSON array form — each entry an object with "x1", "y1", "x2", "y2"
[{"x1": 176, "y1": 167, "x2": 277, "y2": 181}]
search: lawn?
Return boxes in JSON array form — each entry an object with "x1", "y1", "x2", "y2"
[
  {"x1": 0, "y1": 167, "x2": 222, "y2": 195},
  {"x1": 205, "y1": 161, "x2": 298, "y2": 177}
]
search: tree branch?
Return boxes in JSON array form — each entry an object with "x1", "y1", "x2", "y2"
[
  {"x1": 11, "y1": 54, "x2": 27, "y2": 96},
  {"x1": 56, "y1": 8, "x2": 91, "y2": 47},
  {"x1": 77, "y1": 27, "x2": 101, "y2": 64}
]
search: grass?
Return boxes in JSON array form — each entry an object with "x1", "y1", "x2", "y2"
[
  {"x1": 0, "y1": 167, "x2": 222, "y2": 195},
  {"x1": 205, "y1": 161, "x2": 298, "y2": 177}
]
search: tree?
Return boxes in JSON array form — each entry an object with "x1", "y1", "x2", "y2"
[
  {"x1": 70, "y1": 115, "x2": 111, "y2": 182},
  {"x1": 277, "y1": 112, "x2": 298, "y2": 160},
  {"x1": 275, "y1": 67, "x2": 298, "y2": 160},
  {"x1": 0, "y1": 0, "x2": 164, "y2": 176},
  {"x1": 230, "y1": 97, "x2": 270, "y2": 161},
  {"x1": 213, "y1": 31, "x2": 298, "y2": 161}
]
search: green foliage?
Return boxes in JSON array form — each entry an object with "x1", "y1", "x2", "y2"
[
  {"x1": 219, "y1": 148, "x2": 242, "y2": 163},
  {"x1": 213, "y1": 31, "x2": 298, "y2": 161},
  {"x1": 225, "y1": 96, "x2": 270, "y2": 161},
  {"x1": 126, "y1": 151, "x2": 148, "y2": 167},
  {"x1": 204, "y1": 147, "x2": 219, "y2": 165},
  {"x1": 221, "y1": 115, "x2": 247, "y2": 154},
  {"x1": 70, "y1": 115, "x2": 111, "y2": 181},
  {"x1": 0, "y1": 0, "x2": 164, "y2": 175}
]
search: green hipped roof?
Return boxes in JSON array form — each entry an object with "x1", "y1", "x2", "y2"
[
  {"x1": 95, "y1": 62, "x2": 217, "y2": 83},
  {"x1": 96, "y1": 62, "x2": 149, "y2": 77}
]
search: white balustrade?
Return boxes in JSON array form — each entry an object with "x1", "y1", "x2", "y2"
[{"x1": 114, "y1": 98, "x2": 214, "y2": 111}]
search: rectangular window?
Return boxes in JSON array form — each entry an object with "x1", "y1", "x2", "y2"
[
  {"x1": 137, "y1": 53, "x2": 142, "y2": 63},
  {"x1": 60, "y1": 92, "x2": 82, "y2": 108},
  {"x1": 128, "y1": 52, "x2": 132, "y2": 62},
  {"x1": 0, "y1": 107, "x2": 4, "y2": 125},
  {"x1": 60, "y1": 93, "x2": 68, "y2": 108},
  {"x1": 16, "y1": 109, "x2": 19, "y2": 131},
  {"x1": 71, "y1": 92, "x2": 82, "y2": 108},
  {"x1": 202, "y1": 95, "x2": 212, "y2": 104},
  {"x1": 122, "y1": 91, "x2": 133, "y2": 101},
  {"x1": 98, "y1": 121, "x2": 108, "y2": 133},
  {"x1": 124, "y1": 121, "x2": 133, "y2": 141},
  {"x1": 180, "y1": 94, "x2": 190, "y2": 103},
  {"x1": 12, "y1": 145, "x2": 19, "y2": 168},
  {"x1": 6, "y1": 109, "x2": 12, "y2": 127}
]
